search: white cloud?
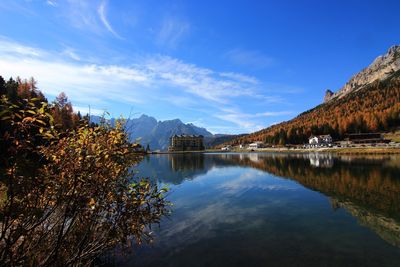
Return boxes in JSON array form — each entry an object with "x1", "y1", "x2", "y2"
[
  {"x1": 0, "y1": 37, "x2": 42, "y2": 57},
  {"x1": 254, "y1": 111, "x2": 293, "y2": 117},
  {"x1": 144, "y1": 55, "x2": 259, "y2": 104},
  {"x1": 215, "y1": 113, "x2": 259, "y2": 131},
  {"x1": 61, "y1": 47, "x2": 80, "y2": 61},
  {"x1": 62, "y1": 0, "x2": 122, "y2": 39},
  {"x1": 0, "y1": 38, "x2": 290, "y2": 133},
  {"x1": 0, "y1": 1, "x2": 37, "y2": 16},
  {"x1": 83, "y1": 64, "x2": 149, "y2": 82},
  {"x1": 215, "y1": 108, "x2": 292, "y2": 132},
  {"x1": 64, "y1": 0, "x2": 101, "y2": 33},
  {"x1": 219, "y1": 72, "x2": 259, "y2": 84},
  {"x1": 156, "y1": 16, "x2": 190, "y2": 48},
  {"x1": 97, "y1": 0, "x2": 124, "y2": 39},
  {"x1": 0, "y1": 39, "x2": 147, "y2": 107},
  {"x1": 46, "y1": 0, "x2": 57, "y2": 7}
]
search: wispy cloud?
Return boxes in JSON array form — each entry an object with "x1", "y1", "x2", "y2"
[
  {"x1": 61, "y1": 0, "x2": 123, "y2": 39},
  {"x1": 0, "y1": 38, "x2": 292, "y2": 133},
  {"x1": 224, "y1": 48, "x2": 274, "y2": 68},
  {"x1": 0, "y1": 39, "x2": 147, "y2": 108},
  {"x1": 0, "y1": 37, "x2": 42, "y2": 56},
  {"x1": 61, "y1": 47, "x2": 80, "y2": 61},
  {"x1": 156, "y1": 16, "x2": 190, "y2": 48},
  {"x1": 219, "y1": 72, "x2": 259, "y2": 84},
  {"x1": 64, "y1": 0, "x2": 101, "y2": 34},
  {"x1": 254, "y1": 111, "x2": 293, "y2": 117},
  {"x1": 144, "y1": 55, "x2": 259, "y2": 103},
  {"x1": 46, "y1": 0, "x2": 57, "y2": 7},
  {"x1": 97, "y1": 0, "x2": 124, "y2": 39},
  {"x1": 0, "y1": 1, "x2": 37, "y2": 16},
  {"x1": 215, "y1": 108, "x2": 292, "y2": 132}
]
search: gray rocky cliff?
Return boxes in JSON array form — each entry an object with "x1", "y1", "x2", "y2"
[
  {"x1": 324, "y1": 45, "x2": 400, "y2": 102},
  {"x1": 324, "y1": 89, "x2": 334, "y2": 102}
]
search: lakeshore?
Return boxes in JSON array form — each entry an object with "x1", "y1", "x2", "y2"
[{"x1": 152, "y1": 145, "x2": 400, "y2": 155}]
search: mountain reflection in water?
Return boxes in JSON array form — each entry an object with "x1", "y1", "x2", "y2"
[{"x1": 119, "y1": 153, "x2": 400, "y2": 267}]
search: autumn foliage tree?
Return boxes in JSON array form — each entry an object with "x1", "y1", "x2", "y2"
[
  {"x1": 0, "y1": 76, "x2": 169, "y2": 266},
  {"x1": 51, "y1": 92, "x2": 80, "y2": 131}
]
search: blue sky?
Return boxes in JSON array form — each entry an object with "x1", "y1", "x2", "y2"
[{"x1": 0, "y1": 0, "x2": 399, "y2": 134}]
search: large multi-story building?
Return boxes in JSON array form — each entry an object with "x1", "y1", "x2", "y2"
[{"x1": 168, "y1": 134, "x2": 205, "y2": 151}]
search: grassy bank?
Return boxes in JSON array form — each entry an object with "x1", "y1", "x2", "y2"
[
  {"x1": 150, "y1": 146, "x2": 400, "y2": 155},
  {"x1": 211, "y1": 147, "x2": 400, "y2": 154},
  {"x1": 327, "y1": 147, "x2": 400, "y2": 155},
  {"x1": 384, "y1": 131, "x2": 400, "y2": 143}
]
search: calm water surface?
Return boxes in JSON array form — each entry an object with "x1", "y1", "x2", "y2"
[{"x1": 115, "y1": 153, "x2": 400, "y2": 267}]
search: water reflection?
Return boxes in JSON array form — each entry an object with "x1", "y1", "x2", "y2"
[
  {"x1": 330, "y1": 198, "x2": 400, "y2": 248},
  {"x1": 123, "y1": 153, "x2": 400, "y2": 267},
  {"x1": 142, "y1": 153, "x2": 400, "y2": 217},
  {"x1": 308, "y1": 153, "x2": 334, "y2": 168}
]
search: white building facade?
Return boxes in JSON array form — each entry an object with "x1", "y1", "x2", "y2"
[
  {"x1": 248, "y1": 141, "x2": 264, "y2": 149},
  {"x1": 308, "y1": 135, "x2": 333, "y2": 146}
]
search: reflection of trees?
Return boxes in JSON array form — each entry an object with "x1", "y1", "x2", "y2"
[
  {"x1": 169, "y1": 153, "x2": 205, "y2": 172},
  {"x1": 330, "y1": 198, "x2": 400, "y2": 248},
  {"x1": 219, "y1": 154, "x2": 400, "y2": 219},
  {"x1": 138, "y1": 154, "x2": 213, "y2": 184},
  {"x1": 142, "y1": 153, "x2": 400, "y2": 220},
  {"x1": 212, "y1": 153, "x2": 400, "y2": 248},
  {"x1": 141, "y1": 153, "x2": 400, "y2": 248}
]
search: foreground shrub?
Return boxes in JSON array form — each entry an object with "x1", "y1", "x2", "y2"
[{"x1": 0, "y1": 96, "x2": 169, "y2": 266}]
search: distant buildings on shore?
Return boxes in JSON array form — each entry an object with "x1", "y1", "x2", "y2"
[
  {"x1": 221, "y1": 141, "x2": 265, "y2": 151},
  {"x1": 308, "y1": 134, "x2": 333, "y2": 147},
  {"x1": 307, "y1": 133, "x2": 390, "y2": 148},
  {"x1": 219, "y1": 132, "x2": 394, "y2": 151},
  {"x1": 168, "y1": 134, "x2": 205, "y2": 151},
  {"x1": 166, "y1": 132, "x2": 394, "y2": 152},
  {"x1": 343, "y1": 133, "x2": 385, "y2": 144},
  {"x1": 248, "y1": 141, "x2": 264, "y2": 149}
]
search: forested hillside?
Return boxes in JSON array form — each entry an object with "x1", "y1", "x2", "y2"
[{"x1": 225, "y1": 70, "x2": 400, "y2": 146}]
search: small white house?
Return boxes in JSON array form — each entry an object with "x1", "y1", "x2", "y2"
[
  {"x1": 221, "y1": 145, "x2": 232, "y2": 151},
  {"x1": 308, "y1": 135, "x2": 333, "y2": 146},
  {"x1": 248, "y1": 141, "x2": 264, "y2": 149}
]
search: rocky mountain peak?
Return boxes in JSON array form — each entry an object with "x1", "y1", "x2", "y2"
[
  {"x1": 324, "y1": 45, "x2": 400, "y2": 102},
  {"x1": 324, "y1": 89, "x2": 334, "y2": 102},
  {"x1": 387, "y1": 45, "x2": 400, "y2": 56}
]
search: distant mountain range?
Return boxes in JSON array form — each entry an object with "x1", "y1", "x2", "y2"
[
  {"x1": 222, "y1": 45, "x2": 400, "y2": 146},
  {"x1": 91, "y1": 114, "x2": 243, "y2": 150}
]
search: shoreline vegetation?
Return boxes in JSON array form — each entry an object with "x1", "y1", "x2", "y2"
[
  {"x1": 0, "y1": 76, "x2": 169, "y2": 266},
  {"x1": 152, "y1": 146, "x2": 400, "y2": 155}
]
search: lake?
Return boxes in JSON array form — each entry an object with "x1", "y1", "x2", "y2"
[{"x1": 112, "y1": 152, "x2": 400, "y2": 267}]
